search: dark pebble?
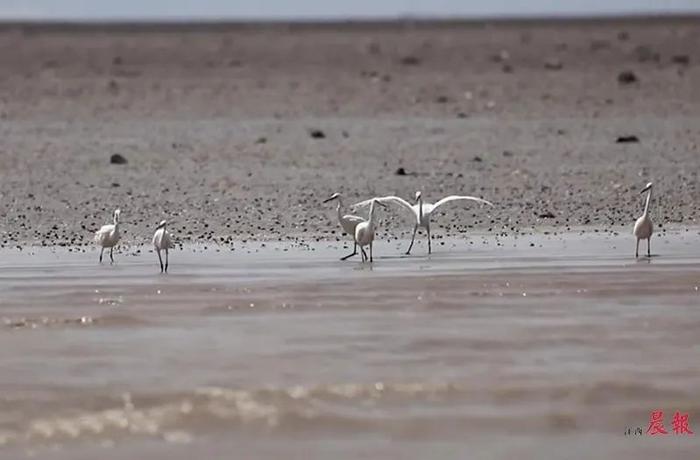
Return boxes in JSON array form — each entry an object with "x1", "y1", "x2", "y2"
[
  {"x1": 617, "y1": 71, "x2": 638, "y2": 85},
  {"x1": 539, "y1": 211, "x2": 556, "y2": 218},
  {"x1": 395, "y1": 167, "x2": 407, "y2": 176},
  {"x1": 110, "y1": 154, "x2": 128, "y2": 165},
  {"x1": 616, "y1": 135, "x2": 639, "y2": 143},
  {"x1": 400, "y1": 56, "x2": 421, "y2": 66},
  {"x1": 671, "y1": 55, "x2": 690, "y2": 65},
  {"x1": 309, "y1": 129, "x2": 325, "y2": 139},
  {"x1": 544, "y1": 58, "x2": 563, "y2": 70}
]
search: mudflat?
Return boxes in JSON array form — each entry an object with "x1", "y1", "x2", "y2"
[{"x1": 0, "y1": 18, "x2": 698, "y2": 246}]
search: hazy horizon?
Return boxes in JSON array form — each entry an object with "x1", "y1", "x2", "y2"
[{"x1": 1, "y1": 0, "x2": 699, "y2": 21}]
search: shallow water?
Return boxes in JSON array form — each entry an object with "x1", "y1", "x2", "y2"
[{"x1": 1, "y1": 231, "x2": 700, "y2": 459}]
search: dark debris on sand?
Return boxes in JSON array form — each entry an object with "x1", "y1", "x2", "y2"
[{"x1": 110, "y1": 154, "x2": 128, "y2": 165}]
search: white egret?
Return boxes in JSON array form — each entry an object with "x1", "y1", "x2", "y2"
[
  {"x1": 153, "y1": 220, "x2": 174, "y2": 273},
  {"x1": 354, "y1": 199, "x2": 387, "y2": 262},
  {"x1": 94, "y1": 209, "x2": 121, "y2": 263},
  {"x1": 633, "y1": 182, "x2": 654, "y2": 258},
  {"x1": 353, "y1": 191, "x2": 494, "y2": 254},
  {"x1": 323, "y1": 192, "x2": 367, "y2": 260}
]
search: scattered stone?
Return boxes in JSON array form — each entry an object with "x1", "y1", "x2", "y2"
[
  {"x1": 539, "y1": 211, "x2": 556, "y2": 218},
  {"x1": 308, "y1": 129, "x2": 325, "y2": 139},
  {"x1": 616, "y1": 135, "x2": 639, "y2": 143},
  {"x1": 400, "y1": 56, "x2": 421, "y2": 66},
  {"x1": 456, "y1": 112, "x2": 468, "y2": 119},
  {"x1": 112, "y1": 56, "x2": 122, "y2": 65},
  {"x1": 502, "y1": 150, "x2": 513, "y2": 157},
  {"x1": 111, "y1": 182, "x2": 120, "y2": 187},
  {"x1": 255, "y1": 137, "x2": 267, "y2": 144},
  {"x1": 544, "y1": 58, "x2": 563, "y2": 70},
  {"x1": 617, "y1": 70, "x2": 638, "y2": 84},
  {"x1": 617, "y1": 31, "x2": 629, "y2": 41},
  {"x1": 502, "y1": 64, "x2": 513, "y2": 73},
  {"x1": 671, "y1": 54, "x2": 690, "y2": 65},
  {"x1": 473, "y1": 156, "x2": 483, "y2": 162},
  {"x1": 492, "y1": 50, "x2": 510, "y2": 62},
  {"x1": 110, "y1": 154, "x2": 127, "y2": 165},
  {"x1": 435, "y1": 95, "x2": 449, "y2": 104},
  {"x1": 395, "y1": 167, "x2": 408, "y2": 176}
]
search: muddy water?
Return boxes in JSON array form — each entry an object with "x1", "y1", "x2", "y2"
[{"x1": 1, "y1": 231, "x2": 699, "y2": 459}]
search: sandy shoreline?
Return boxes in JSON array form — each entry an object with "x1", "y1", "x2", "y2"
[{"x1": 0, "y1": 17, "x2": 699, "y2": 248}]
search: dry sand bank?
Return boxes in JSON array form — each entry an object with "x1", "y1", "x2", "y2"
[{"x1": 0, "y1": 18, "x2": 698, "y2": 247}]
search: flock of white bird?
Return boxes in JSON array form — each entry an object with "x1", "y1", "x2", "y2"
[{"x1": 94, "y1": 182, "x2": 656, "y2": 271}]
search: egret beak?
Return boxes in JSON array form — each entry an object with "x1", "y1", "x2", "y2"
[
  {"x1": 377, "y1": 201, "x2": 388, "y2": 208},
  {"x1": 322, "y1": 196, "x2": 337, "y2": 204},
  {"x1": 640, "y1": 185, "x2": 652, "y2": 194}
]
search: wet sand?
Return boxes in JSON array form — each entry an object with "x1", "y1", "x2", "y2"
[
  {"x1": 1, "y1": 231, "x2": 700, "y2": 458},
  {"x1": 0, "y1": 18, "x2": 699, "y2": 246}
]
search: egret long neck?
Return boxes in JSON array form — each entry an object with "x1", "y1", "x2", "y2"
[
  {"x1": 368, "y1": 201, "x2": 377, "y2": 227},
  {"x1": 643, "y1": 188, "x2": 652, "y2": 216},
  {"x1": 336, "y1": 198, "x2": 344, "y2": 220}
]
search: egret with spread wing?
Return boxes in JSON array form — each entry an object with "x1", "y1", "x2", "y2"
[
  {"x1": 353, "y1": 191, "x2": 493, "y2": 254},
  {"x1": 323, "y1": 192, "x2": 367, "y2": 260}
]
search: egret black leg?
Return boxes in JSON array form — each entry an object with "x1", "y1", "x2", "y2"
[
  {"x1": 427, "y1": 227, "x2": 432, "y2": 254},
  {"x1": 110, "y1": 248, "x2": 114, "y2": 264},
  {"x1": 157, "y1": 249, "x2": 163, "y2": 273},
  {"x1": 341, "y1": 242, "x2": 357, "y2": 261},
  {"x1": 370, "y1": 242, "x2": 373, "y2": 262},
  {"x1": 647, "y1": 238, "x2": 651, "y2": 257},
  {"x1": 360, "y1": 247, "x2": 368, "y2": 262},
  {"x1": 635, "y1": 239, "x2": 639, "y2": 258},
  {"x1": 165, "y1": 249, "x2": 169, "y2": 273},
  {"x1": 99, "y1": 247, "x2": 104, "y2": 263},
  {"x1": 406, "y1": 225, "x2": 418, "y2": 255}
]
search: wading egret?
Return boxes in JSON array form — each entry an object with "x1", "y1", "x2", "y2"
[
  {"x1": 153, "y1": 220, "x2": 173, "y2": 273},
  {"x1": 94, "y1": 209, "x2": 121, "y2": 263},
  {"x1": 354, "y1": 199, "x2": 387, "y2": 262},
  {"x1": 633, "y1": 182, "x2": 654, "y2": 258},
  {"x1": 323, "y1": 192, "x2": 367, "y2": 260},
  {"x1": 353, "y1": 192, "x2": 494, "y2": 254}
]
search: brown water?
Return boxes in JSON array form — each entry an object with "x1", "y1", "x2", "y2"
[{"x1": 1, "y1": 231, "x2": 700, "y2": 459}]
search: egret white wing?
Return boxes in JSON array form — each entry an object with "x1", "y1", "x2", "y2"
[
  {"x1": 352, "y1": 196, "x2": 414, "y2": 216},
  {"x1": 432, "y1": 195, "x2": 494, "y2": 211}
]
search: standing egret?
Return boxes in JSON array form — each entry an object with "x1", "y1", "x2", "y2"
[
  {"x1": 633, "y1": 182, "x2": 654, "y2": 258},
  {"x1": 323, "y1": 192, "x2": 367, "y2": 260},
  {"x1": 354, "y1": 199, "x2": 386, "y2": 263},
  {"x1": 153, "y1": 220, "x2": 173, "y2": 273},
  {"x1": 353, "y1": 191, "x2": 494, "y2": 254},
  {"x1": 94, "y1": 209, "x2": 121, "y2": 263}
]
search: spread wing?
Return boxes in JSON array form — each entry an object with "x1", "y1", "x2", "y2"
[
  {"x1": 432, "y1": 195, "x2": 494, "y2": 212},
  {"x1": 351, "y1": 195, "x2": 415, "y2": 218}
]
